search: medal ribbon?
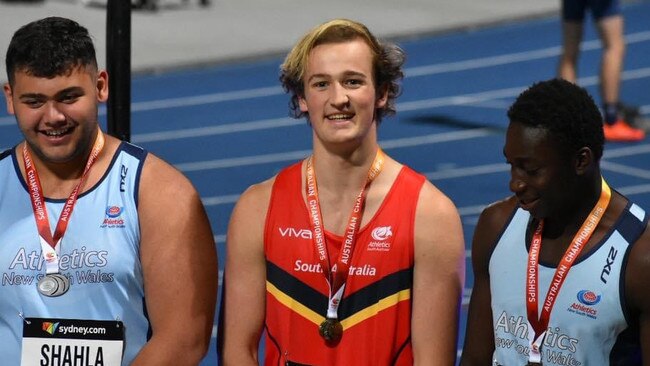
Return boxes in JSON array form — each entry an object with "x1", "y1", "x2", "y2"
[
  {"x1": 23, "y1": 131, "x2": 105, "y2": 274},
  {"x1": 305, "y1": 149, "x2": 384, "y2": 319},
  {"x1": 525, "y1": 177, "x2": 611, "y2": 363}
]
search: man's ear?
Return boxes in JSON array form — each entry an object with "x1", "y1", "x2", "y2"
[
  {"x1": 96, "y1": 70, "x2": 109, "y2": 103},
  {"x1": 375, "y1": 84, "x2": 388, "y2": 109},
  {"x1": 574, "y1": 147, "x2": 594, "y2": 174},
  {"x1": 3, "y1": 83, "x2": 15, "y2": 115},
  {"x1": 298, "y1": 94, "x2": 308, "y2": 113}
]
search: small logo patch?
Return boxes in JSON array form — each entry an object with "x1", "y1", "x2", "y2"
[
  {"x1": 371, "y1": 226, "x2": 392, "y2": 241},
  {"x1": 42, "y1": 322, "x2": 59, "y2": 335},
  {"x1": 568, "y1": 290, "x2": 601, "y2": 319},
  {"x1": 577, "y1": 290, "x2": 601, "y2": 306},
  {"x1": 101, "y1": 206, "x2": 125, "y2": 228},
  {"x1": 105, "y1": 206, "x2": 122, "y2": 218}
]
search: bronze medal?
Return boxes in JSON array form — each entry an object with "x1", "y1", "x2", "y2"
[{"x1": 318, "y1": 318, "x2": 342, "y2": 343}]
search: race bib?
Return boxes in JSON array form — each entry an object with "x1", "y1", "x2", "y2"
[{"x1": 21, "y1": 318, "x2": 124, "y2": 366}]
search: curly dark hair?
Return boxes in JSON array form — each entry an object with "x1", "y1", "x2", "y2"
[
  {"x1": 279, "y1": 19, "x2": 404, "y2": 123},
  {"x1": 507, "y1": 78, "x2": 604, "y2": 161},
  {"x1": 6, "y1": 17, "x2": 97, "y2": 86}
]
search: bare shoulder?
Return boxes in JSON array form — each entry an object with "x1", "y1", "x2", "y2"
[
  {"x1": 230, "y1": 175, "x2": 276, "y2": 223},
  {"x1": 472, "y1": 195, "x2": 519, "y2": 266},
  {"x1": 139, "y1": 153, "x2": 197, "y2": 200},
  {"x1": 136, "y1": 152, "x2": 214, "y2": 243},
  {"x1": 226, "y1": 174, "x2": 278, "y2": 254},
  {"x1": 476, "y1": 196, "x2": 518, "y2": 234},
  {"x1": 416, "y1": 180, "x2": 459, "y2": 217},
  {"x1": 136, "y1": 153, "x2": 212, "y2": 245},
  {"x1": 413, "y1": 180, "x2": 464, "y2": 258},
  {"x1": 624, "y1": 226, "x2": 650, "y2": 313}
]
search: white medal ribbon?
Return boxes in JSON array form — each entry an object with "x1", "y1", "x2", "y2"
[
  {"x1": 326, "y1": 284, "x2": 346, "y2": 319},
  {"x1": 40, "y1": 237, "x2": 61, "y2": 274},
  {"x1": 526, "y1": 322, "x2": 545, "y2": 363}
]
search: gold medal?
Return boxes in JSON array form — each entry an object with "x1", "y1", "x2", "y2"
[{"x1": 318, "y1": 318, "x2": 342, "y2": 343}]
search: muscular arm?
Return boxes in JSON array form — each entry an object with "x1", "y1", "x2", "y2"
[
  {"x1": 411, "y1": 181, "x2": 465, "y2": 365},
  {"x1": 221, "y1": 180, "x2": 272, "y2": 365},
  {"x1": 460, "y1": 197, "x2": 516, "y2": 365},
  {"x1": 132, "y1": 154, "x2": 218, "y2": 365},
  {"x1": 624, "y1": 229, "x2": 650, "y2": 364}
]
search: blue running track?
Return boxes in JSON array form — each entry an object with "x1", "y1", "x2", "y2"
[{"x1": 1, "y1": 2, "x2": 649, "y2": 363}]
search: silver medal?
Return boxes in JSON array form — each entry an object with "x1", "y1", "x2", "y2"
[{"x1": 37, "y1": 273, "x2": 70, "y2": 297}]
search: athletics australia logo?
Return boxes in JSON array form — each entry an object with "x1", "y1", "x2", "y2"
[
  {"x1": 367, "y1": 226, "x2": 393, "y2": 252},
  {"x1": 567, "y1": 289, "x2": 601, "y2": 319},
  {"x1": 100, "y1": 206, "x2": 126, "y2": 229}
]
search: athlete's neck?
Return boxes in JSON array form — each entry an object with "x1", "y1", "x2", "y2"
[
  {"x1": 543, "y1": 174, "x2": 604, "y2": 240},
  {"x1": 20, "y1": 131, "x2": 105, "y2": 198},
  {"x1": 311, "y1": 141, "x2": 380, "y2": 195}
]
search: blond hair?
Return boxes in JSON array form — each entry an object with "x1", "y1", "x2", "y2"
[{"x1": 280, "y1": 19, "x2": 404, "y2": 122}]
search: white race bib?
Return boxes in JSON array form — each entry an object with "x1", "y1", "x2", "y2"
[{"x1": 21, "y1": 318, "x2": 124, "y2": 366}]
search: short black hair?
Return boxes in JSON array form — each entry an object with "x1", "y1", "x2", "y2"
[
  {"x1": 6, "y1": 17, "x2": 97, "y2": 86},
  {"x1": 507, "y1": 78, "x2": 604, "y2": 161}
]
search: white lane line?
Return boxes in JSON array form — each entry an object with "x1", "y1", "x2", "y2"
[
  {"x1": 601, "y1": 161, "x2": 650, "y2": 179},
  {"x1": 425, "y1": 163, "x2": 508, "y2": 180},
  {"x1": 129, "y1": 67, "x2": 650, "y2": 143},
  {"x1": 131, "y1": 86, "x2": 284, "y2": 113},
  {"x1": 132, "y1": 117, "x2": 304, "y2": 143},
  {"x1": 1, "y1": 34, "x2": 649, "y2": 132},
  {"x1": 201, "y1": 143, "x2": 650, "y2": 207},
  {"x1": 406, "y1": 31, "x2": 650, "y2": 77},
  {"x1": 178, "y1": 128, "x2": 494, "y2": 172},
  {"x1": 399, "y1": 67, "x2": 650, "y2": 112},
  {"x1": 618, "y1": 183, "x2": 650, "y2": 195},
  {"x1": 133, "y1": 30, "x2": 650, "y2": 114}
]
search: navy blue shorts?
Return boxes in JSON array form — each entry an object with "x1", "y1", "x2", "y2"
[{"x1": 562, "y1": 0, "x2": 621, "y2": 21}]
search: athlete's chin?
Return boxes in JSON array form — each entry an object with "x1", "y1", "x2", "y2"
[
  {"x1": 41, "y1": 147, "x2": 84, "y2": 165},
  {"x1": 526, "y1": 206, "x2": 550, "y2": 220},
  {"x1": 319, "y1": 131, "x2": 362, "y2": 144},
  {"x1": 520, "y1": 200, "x2": 548, "y2": 219}
]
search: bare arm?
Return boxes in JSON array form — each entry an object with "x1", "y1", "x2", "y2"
[
  {"x1": 221, "y1": 180, "x2": 273, "y2": 365},
  {"x1": 460, "y1": 198, "x2": 515, "y2": 365},
  {"x1": 624, "y1": 228, "x2": 650, "y2": 364},
  {"x1": 411, "y1": 181, "x2": 465, "y2": 366},
  {"x1": 131, "y1": 154, "x2": 218, "y2": 365}
]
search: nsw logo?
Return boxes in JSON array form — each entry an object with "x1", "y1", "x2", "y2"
[
  {"x1": 577, "y1": 290, "x2": 601, "y2": 306},
  {"x1": 568, "y1": 290, "x2": 600, "y2": 319},
  {"x1": 42, "y1": 321, "x2": 59, "y2": 335},
  {"x1": 101, "y1": 205, "x2": 125, "y2": 228},
  {"x1": 105, "y1": 206, "x2": 123, "y2": 218}
]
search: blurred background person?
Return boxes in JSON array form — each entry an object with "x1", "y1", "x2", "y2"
[{"x1": 557, "y1": 0, "x2": 645, "y2": 142}]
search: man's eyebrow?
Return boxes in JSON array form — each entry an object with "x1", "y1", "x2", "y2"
[
  {"x1": 18, "y1": 92, "x2": 46, "y2": 100},
  {"x1": 55, "y1": 86, "x2": 85, "y2": 96},
  {"x1": 306, "y1": 73, "x2": 329, "y2": 83},
  {"x1": 18, "y1": 87, "x2": 84, "y2": 100},
  {"x1": 306, "y1": 70, "x2": 368, "y2": 83}
]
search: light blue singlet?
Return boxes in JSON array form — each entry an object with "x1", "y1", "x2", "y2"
[
  {"x1": 490, "y1": 203, "x2": 647, "y2": 365},
  {"x1": 0, "y1": 142, "x2": 149, "y2": 365}
]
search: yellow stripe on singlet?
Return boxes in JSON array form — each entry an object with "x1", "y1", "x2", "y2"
[
  {"x1": 340, "y1": 289, "x2": 411, "y2": 329},
  {"x1": 266, "y1": 281, "x2": 324, "y2": 325},
  {"x1": 267, "y1": 281, "x2": 411, "y2": 330}
]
